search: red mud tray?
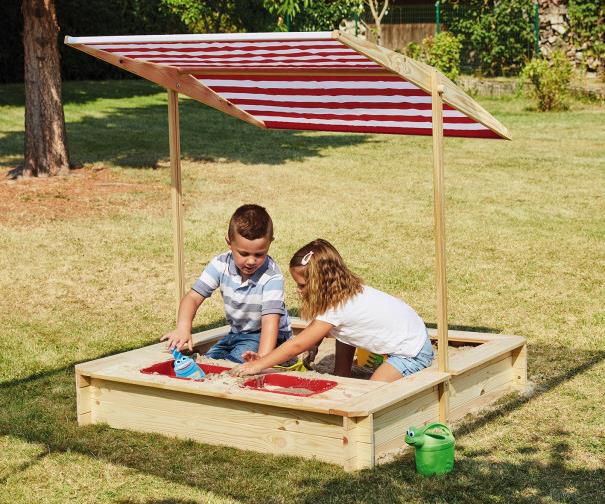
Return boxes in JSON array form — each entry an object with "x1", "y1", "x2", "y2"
[
  {"x1": 140, "y1": 359, "x2": 229, "y2": 380},
  {"x1": 242, "y1": 374, "x2": 338, "y2": 397},
  {"x1": 140, "y1": 360, "x2": 337, "y2": 397}
]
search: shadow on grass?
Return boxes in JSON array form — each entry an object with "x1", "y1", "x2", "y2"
[
  {"x1": 1, "y1": 341, "x2": 603, "y2": 503},
  {"x1": 0, "y1": 80, "x2": 162, "y2": 108},
  {"x1": 0, "y1": 80, "x2": 372, "y2": 169}
]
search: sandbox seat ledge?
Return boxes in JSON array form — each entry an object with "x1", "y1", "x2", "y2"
[{"x1": 331, "y1": 369, "x2": 450, "y2": 417}]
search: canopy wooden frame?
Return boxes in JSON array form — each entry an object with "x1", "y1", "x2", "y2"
[{"x1": 65, "y1": 30, "x2": 512, "y2": 422}]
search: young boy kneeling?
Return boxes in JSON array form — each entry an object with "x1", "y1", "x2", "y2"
[{"x1": 161, "y1": 204, "x2": 291, "y2": 363}]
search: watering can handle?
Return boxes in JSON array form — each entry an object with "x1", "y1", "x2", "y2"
[{"x1": 422, "y1": 422, "x2": 452, "y2": 435}]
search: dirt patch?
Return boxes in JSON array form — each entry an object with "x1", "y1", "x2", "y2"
[{"x1": 0, "y1": 165, "x2": 165, "y2": 227}]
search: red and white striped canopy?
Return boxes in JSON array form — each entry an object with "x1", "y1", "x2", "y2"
[{"x1": 65, "y1": 32, "x2": 510, "y2": 140}]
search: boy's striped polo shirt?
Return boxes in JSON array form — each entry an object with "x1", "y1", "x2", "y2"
[{"x1": 192, "y1": 251, "x2": 291, "y2": 335}]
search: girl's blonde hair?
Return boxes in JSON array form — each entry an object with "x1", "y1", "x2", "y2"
[{"x1": 290, "y1": 239, "x2": 363, "y2": 320}]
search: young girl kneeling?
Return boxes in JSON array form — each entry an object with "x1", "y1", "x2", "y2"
[{"x1": 231, "y1": 239, "x2": 433, "y2": 382}]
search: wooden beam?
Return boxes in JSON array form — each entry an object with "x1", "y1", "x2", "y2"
[
  {"x1": 75, "y1": 372, "x2": 93, "y2": 426},
  {"x1": 431, "y1": 70, "x2": 450, "y2": 423},
  {"x1": 168, "y1": 90, "x2": 185, "y2": 315},
  {"x1": 335, "y1": 32, "x2": 511, "y2": 140},
  {"x1": 511, "y1": 344, "x2": 528, "y2": 390},
  {"x1": 343, "y1": 416, "x2": 375, "y2": 470},
  {"x1": 64, "y1": 41, "x2": 265, "y2": 129},
  {"x1": 333, "y1": 370, "x2": 449, "y2": 417}
]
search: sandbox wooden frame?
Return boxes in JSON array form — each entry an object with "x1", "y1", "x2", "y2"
[
  {"x1": 66, "y1": 31, "x2": 527, "y2": 470},
  {"x1": 76, "y1": 319, "x2": 526, "y2": 471}
]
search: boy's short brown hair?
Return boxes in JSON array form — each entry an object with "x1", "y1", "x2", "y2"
[{"x1": 228, "y1": 204, "x2": 274, "y2": 241}]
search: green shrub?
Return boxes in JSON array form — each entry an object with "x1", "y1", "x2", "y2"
[
  {"x1": 422, "y1": 32, "x2": 462, "y2": 81},
  {"x1": 441, "y1": 0, "x2": 535, "y2": 77},
  {"x1": 402, "y1": 32, "x2": 462, "y2": 82},
  {"x1": 520, "y1": 51, "x2": 573, "y2": 111},
  {"x1": 404, "y1": 41, "x2": 422, "y2": 61}
]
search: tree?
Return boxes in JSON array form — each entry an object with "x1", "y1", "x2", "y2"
[
  {"x1": 21, "y1": 0, "x2": 70, "y2": 177},
  {"x1": 161, "y1": 0, "x2": 274, "y2": 33},
  {"x1": 364, "y1": 0, "x2": 389, "y2": 46},
  {"x1": 265, "y1": 0, "x2": 358, "y2": 31}
]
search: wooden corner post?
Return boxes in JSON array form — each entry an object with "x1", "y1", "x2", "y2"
[
  {"x1": 431, "y1": 70, "x2": 450, "y2": 422},
  {"x1": 168, "y1": 89, "x2": 185, "y2": 317}
]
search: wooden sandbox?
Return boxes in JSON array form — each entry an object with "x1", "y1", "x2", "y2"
[{"x1": 75, "y1": 319, "x2": 527, "y2": 471}]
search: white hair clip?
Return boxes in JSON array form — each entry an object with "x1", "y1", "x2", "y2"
[{"x1": 301, "y1": 251, "x2": 314, "y2": 266}]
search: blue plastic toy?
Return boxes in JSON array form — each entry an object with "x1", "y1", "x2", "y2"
[{"x1": 171, "y1": 348, "x2": 205, "y2": 380}]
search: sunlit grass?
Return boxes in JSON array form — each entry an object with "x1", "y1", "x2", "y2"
[{"x1": 0, "y1": 80, "x2": 604, "y2": 503}]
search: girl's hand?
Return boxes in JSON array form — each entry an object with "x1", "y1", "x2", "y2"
[
  {"x1": 229, "y1": 361, "x2": 264, "y2": 377},
  {"x1": 242, "y1": 351, "x2": 261, "y2": 362}
]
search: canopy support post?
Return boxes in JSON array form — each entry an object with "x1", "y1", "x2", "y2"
[
  {"x1": 431, "y1": 71, "x2": 450, "y2": 422},
  {"x1": 168, "y1": 89, "x2": 185, "y2": 318}
]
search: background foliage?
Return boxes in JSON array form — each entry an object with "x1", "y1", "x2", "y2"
[
  {"x1": 266, "y1": 0, "x2": 358, "y2": 32},
  {"x1": 441, "y1": 0, "x2": 536, "y2": 77},
  {"x1": 567, "y1": 0, "x2": 605, "y2": 72},
  {"x1": 520, "y1": 50, "x2": 573, "y2": 111},
  {"x1": 0, "y1": 0, "x2": 189, "y2": 83},
  {"x1": 405, "y1": 32, "x2": 462, "y2": 82},
  {"x1": 161, "y1": 0, "x2": 274, "y2": 34}
]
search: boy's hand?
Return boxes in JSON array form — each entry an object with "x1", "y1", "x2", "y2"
[
  {"x1": 160, "y1": 329, "x2": 193, "y2": 352},
  {"x1": 229, "y1": 361, "x2": 264, "y2": 377},
  {"x1": 242, "y1": 351, "x2": 261, "y2": 362}
]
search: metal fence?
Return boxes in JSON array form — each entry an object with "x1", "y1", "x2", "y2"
[{"x1": 361, "y1": 1, "x2": 540, "y2": 76}]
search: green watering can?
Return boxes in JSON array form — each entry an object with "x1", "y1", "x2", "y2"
[{"x1": 405, "y1": 422, "x2": 455, "y2": 476}]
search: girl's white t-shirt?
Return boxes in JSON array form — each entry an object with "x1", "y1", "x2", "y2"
[{"x1": 315, "y1": 286, "x2": 427, "y2": 357}]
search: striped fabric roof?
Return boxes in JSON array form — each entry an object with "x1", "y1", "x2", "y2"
[{"x1": 65, "y1": 32, "x2": 510, "y2": 140}]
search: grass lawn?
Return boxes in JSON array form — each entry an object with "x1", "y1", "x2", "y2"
[{"x1": 0, "y1": 79, "x2": 604, "y2": 503}]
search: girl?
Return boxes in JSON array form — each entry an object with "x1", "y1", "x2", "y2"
[{"x1": 231, "y1": 239, "x2": 434, "y2": 382}]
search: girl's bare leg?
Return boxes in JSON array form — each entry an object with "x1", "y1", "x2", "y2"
[
  {"x1": 334, "y1": 339, "x2": 355, "y2": 377},
  {"x1": 370, "y1": 362, "x2": 403, "y2": 382}
]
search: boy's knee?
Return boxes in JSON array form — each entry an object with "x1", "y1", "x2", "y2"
[
  {"x1": 205, "y1": 348, "x2": 226, "y2": 360},
  {"x1": 225, "y1": 353, "x2": 245, "y2": 364}
]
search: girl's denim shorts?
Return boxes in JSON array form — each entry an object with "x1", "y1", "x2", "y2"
[{"x1": 386, "y1": 336, "x2": 434, "y2": 376}]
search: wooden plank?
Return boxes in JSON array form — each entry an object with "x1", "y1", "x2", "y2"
[
  {"x1": 449, "y1": 355, "x2": 513, "y2": 414},
  {"x1": 333, "y1": 370, "x2": 449, "y2": 417},
  {"x1": 448, "y1": 337, "x2": 525, "y2": 375},
  {"x1": 428, "y1": 327, "x2": 514, "y2": 343},
  {"x1": 438, "y1": 381, "x2": 450, "y2": 423},
  {"x1": 511, "y1": 343, "x2": 528, "y2": 390},
  {"x1": 335, "y1": 31, "x2": 511, "y2": 140},
  {"x1": 92, "y1": 378, "x2": 343, "y2": 435},
  {"x1": 168, "y1": 89, "x2": 185, "y2": 315},
  {"x1": 374, "y1": 391, "x2": 440, "y2": 465},
  {"x1": 78, "y1": 360, "x2": 375, "y2": 416},
  {"x1": 373, "y1": 387, "x2": 438, "y2": 446},
  {"x1": 431, "y1": 71, "x2": 449, "y2": 372},
  {"x1": 431, "y1": 69, "x2": 449, "y2": 422},
  {"x1": 449, "y1": 383, "x2": 514, "y2": 422},
  {"x1": 91, "y1": 379, "x2": 344, "y2": 464},
  {"x1": 76, "y1": 326, "x2": 230, "y2": 375},
  {"x1": 76, "y1": 372, "x2": 93, "y2": 426},
  {"x1": 64, "y1": 41, "x2": 265, "y2": 129},
  {"x1": 343, "y1": 416, "x2": 374, "y2": 471}
]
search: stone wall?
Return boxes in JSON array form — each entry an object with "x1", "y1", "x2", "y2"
[{"x1": 539, "y1": 0, "x2": 602, "y2": 73}]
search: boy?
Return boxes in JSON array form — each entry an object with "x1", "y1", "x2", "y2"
[{"x1": 161, "y1": 204, "x2": 291, "y2": 363}]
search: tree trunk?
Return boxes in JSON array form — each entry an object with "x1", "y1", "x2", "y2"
[
  {"x1": 366, "y1": 0, "x2": 389, "y2": 47},
  {"x1": 22, "y1": 0, "x2": 70, "y2": 177}
]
